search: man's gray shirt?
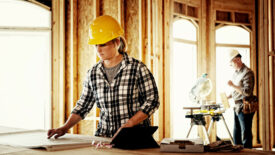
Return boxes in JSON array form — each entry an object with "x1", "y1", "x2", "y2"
[{"x1": 231, "y1": 64, "x2": 255, "y2": 114}]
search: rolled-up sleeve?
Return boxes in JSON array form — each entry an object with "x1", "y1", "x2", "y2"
[
  {"x1": 242, "y1": 71, "x2": 255, "y2": 97},
  {"x1": 137, "y1": 63, "x2": 160, "y2": 116},
  {"x1": 71, "y1": 69, "x2": 95, "y2": 119}
]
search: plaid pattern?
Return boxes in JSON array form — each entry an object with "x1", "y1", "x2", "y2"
[
  {"x1": 231, "y1": 64, "x2": 255, "y2": 113},
  {"x1": 72, "y1": 53, "x2": 160, "y2": 137}
]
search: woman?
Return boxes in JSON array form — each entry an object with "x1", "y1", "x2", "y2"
[{"x1": 48, "y1": 15, "x2": 160, "y2": 138}]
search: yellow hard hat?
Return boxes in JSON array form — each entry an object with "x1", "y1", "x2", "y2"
[{"x1": 88, "y1": 15, "x2": 124, "y2": 45}]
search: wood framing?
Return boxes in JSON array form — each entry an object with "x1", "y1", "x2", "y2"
[
  {"x1": 139, "y1": 0, "x2": 147, "y2": 63},
  {"x1": 65, "y1": 0, "x2": 78, "y2": 134},
  {"x1": 152, "y1": 0, "x2": 164, "y2": 141},
  {"x1": 51, "y1": 1, "x2": 274, "y2": 150},
  {"x1": 52, "y1": 0, "x2": 65, "y2": 129},
  {"x1": 76, "y1": 0, "x2": 97, "y2": 135},
  {"x1": 271, "y1": 0, "x2": 275, "y2": 148},
  {"x1": 207, "y1": 0, "x2": 216, "y2": 142},
  {"x1": 258, "y1": 0, "x2": 271, "y2": 151},
  {"x1": 164, "y1": 0, "x2": 172, "y2": 138}
]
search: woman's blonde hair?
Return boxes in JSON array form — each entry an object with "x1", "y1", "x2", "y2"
[{"x1": 112, "y1": 37, "x2": 127, "y2": 54}]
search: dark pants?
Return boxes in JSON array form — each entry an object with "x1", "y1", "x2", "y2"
[{"x1": 233, "y1": 111, "x2": 255, "y2": 148}]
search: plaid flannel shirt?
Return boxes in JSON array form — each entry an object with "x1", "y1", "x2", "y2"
[{"x1": 72, "y1": 53, "x2": 160, "y2": 137}]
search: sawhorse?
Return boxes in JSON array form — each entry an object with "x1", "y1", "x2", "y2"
[
  {"x1": 184, "y1": 107, "x2": 210, "y2": 144},
  {"x1": 207, "y1": 113, "x2": 234, "y2": 144}
]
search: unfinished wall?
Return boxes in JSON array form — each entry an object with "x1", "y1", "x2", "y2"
[
  {"x1": 257, "y1": 0, "x2": 275, "y2": 150},
  {"x1": 61, "y1": 0, "x2": 165, "y2": 140},
  {"x1": 53, "y1": 0, "x2": 274, "y2": 149}
]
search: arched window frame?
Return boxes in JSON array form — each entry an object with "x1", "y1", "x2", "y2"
[
  {"x1": 0, "y1": 0, "x2": 52, "y2": 130},
  {"x1": 215, "y1": 24, "x2": 252, "y2": 51},
  {"x1": 170, "y1": 17, "x2": 199, "y2": 138},
  {"x1": 173, "y1": 17, "x2": 199, "y2": 43},
  {"x1": 214, "y1": 24, "x2": 252, "y2": 139}
]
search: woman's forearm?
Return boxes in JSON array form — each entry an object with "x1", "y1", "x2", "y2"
[
  {"x1": 124, "y1": 111, "x2": 148, "y2": 127},
  {"x1": 62, "y1": 113, "x2": 82, "y2": 130}
]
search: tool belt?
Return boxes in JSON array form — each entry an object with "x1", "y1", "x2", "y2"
[{"x1": 242, "y1": 95, "x2": 258, "y2": 114}]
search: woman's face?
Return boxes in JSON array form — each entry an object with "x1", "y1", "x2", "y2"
[{"x1": 95, "y1": 39, "x2": 119, "y2": 60}]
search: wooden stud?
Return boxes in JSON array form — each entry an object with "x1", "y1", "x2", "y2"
[
  {"x1": 140, "y1": 0, "x2": 147, "y2": 62},
  {"x1": 164, "y1": 0, "x2": 173, "y2": 138},
  {"x1": 125, "y1": 0, "x2": 141, "y2": 59},
  {"x1": 269, "y1": 0, "x2": 275, "y2": 148},
  {"x1": 258, "y1": 0, "x2": 271, "y2": 151},
  {"x1": 76, "y1": 0, "x2": 98, "y2": 135},
  {"x1": 66, "y1": 0, "x2": 79, "y2": 134},
  {"x1": 94, "y1": 0, "x2": 100, "y2": 17},
  {"x1": 52, "y1": 0, "x2": 65, "y2": 129},
  {"x1": 118, "y1": 0, "x2": 125, "y2": 29},
  {"x1": 93, "y1": 0, "x2": 101, "y2": 134}
]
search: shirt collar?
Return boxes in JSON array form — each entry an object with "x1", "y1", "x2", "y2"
[
  {"x1": 96, "y1": 52, "x2": 131, "y2": 71},
  {"x1": 236, "y1": 63, "x2": 246, "y2": 72}
]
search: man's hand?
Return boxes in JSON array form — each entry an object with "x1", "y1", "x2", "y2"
[
  {"x1": 47, "y1": 127, "x2": 68, "y2": 139},
  {"x1": 228, "y1": 80, "x2": 234, "y2": 87},
  {"x1": 227, "y1": 80, "x2": 242, "y2": 94}
]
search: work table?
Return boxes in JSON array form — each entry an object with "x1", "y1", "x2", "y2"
[
  {"x1": 1, "y1": 144, "x2": 274, "y2": 155},
  {"x1": 0, "y1": 126, "x2": 273, "y2": 155}
]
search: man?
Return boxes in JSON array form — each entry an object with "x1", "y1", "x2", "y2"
[
  {"x1": 48, "y1": 15, "x2": 160, "y2": 138},
  {"x1": 227, "y1": 49, "x2": 255, "y2": 148}
]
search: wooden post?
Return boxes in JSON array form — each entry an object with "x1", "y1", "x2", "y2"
[
  {"x1": 164, "y1": 0, "x2": 172, "y2": 138},
  {"x1": 52, "y1": 0, "x2": 65, "y2": 128},
  {"x1": 66, "y1": 0, "x2": 78, "y2": 134},
  {"x1": 269, "y1": 0, "x2": 275, "y2": 149},
  {"x1": 258, "y1": 0, "x2": 271, "y2": 151}
]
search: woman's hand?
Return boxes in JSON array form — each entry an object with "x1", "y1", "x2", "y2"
[
  {"x1": 228, "y1": 80, "x2": 234, "y2": 87},
  {"x1": 47, "y1": 127, "x2": 68, "y2": 139},
  {"x1": 112, "y1": 120, "x2": 134, "y2": 140}
]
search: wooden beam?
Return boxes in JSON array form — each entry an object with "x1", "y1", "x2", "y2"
[
  {"x1": 148, "y1": 0, "x2": 152, "y2": 69},
  {"x1": 258, "y1": 0, "x2": 271, "y2": 151},
  {"x1": 199, "y1": 0, "x2": 207, "y2": 78},
  {"x1": 250, "y1": 0, "x2": 258, "y2": 147},
  {"x1": 156, "y1": 0, "x2": 164, "y2": 141},
  {"x1": 118, "y1": 0, "x2": 125, "y2": 29},
  {"x1": 215, "y1": 44, "x2": 250, "y2": 48},
  {"x1": 269, "y1": 0, "x2": 275, "y2": 148},
  {"x1": 66, "y1": 0, "x2": 78, "y2": 134},
  {"x1": 164, "y1": 0, "x2": 172, "y2": 138},
  {"x1": 93, "y1": 0, "x2": 100, "y2": 17},
  {"x1": 52, "y1": 0, "x2": 65, "y2": 128},
  {"x1": 27, "y1": 0, "x2": 50, "y2": 10},
  {"x1": 140, "y1": 0, "x2": 147, "y2": 62},
  {"x1": 207, "y1": 0, "x2": 217, "y2": 142},
  {"x1": 125, "y1": 0, "x2": 141, "y2": 59}
]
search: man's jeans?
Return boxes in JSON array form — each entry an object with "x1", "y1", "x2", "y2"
[{"x1": 233, "y1": 111, "x2": 255, "y2": 148}]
